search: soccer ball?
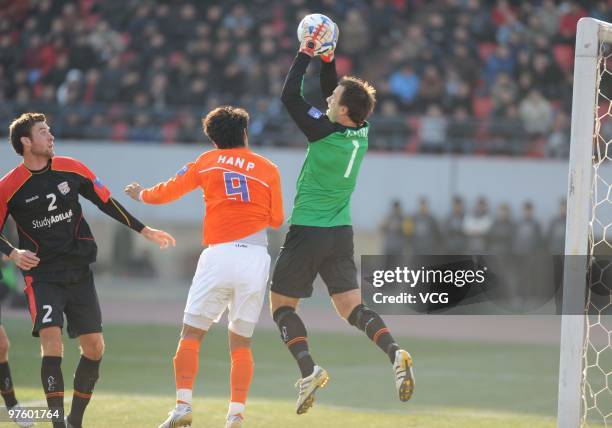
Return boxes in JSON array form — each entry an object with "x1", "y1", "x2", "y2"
[{"x1": 297, "y1": 13, "x2": 339, "y2": 55}]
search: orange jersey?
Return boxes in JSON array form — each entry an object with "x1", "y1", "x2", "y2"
[{"x1": 141, "y1": 147, "x2": 284, "y2": 245}]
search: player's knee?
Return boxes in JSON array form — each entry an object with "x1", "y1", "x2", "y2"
[
  {"x1": 0, "y1": 337, "x2": 10, "y2": 361},
  {"x1": 269, "y1": 292, "x2": 297, "y2": 315},
  {"x1": 41, "y1": 342, "x2": 63, "y2": 357},
  {"x1": 180, "y1": 323, "x2": 207, "y2": 341},
  {"x1": 40, "y1": 329, "x2": 63, "y2": 356},
  {"x1": 272, "y1": 306, "x2": 307, "y2": 343},
  {"x1": 332, "y1": 290, "x2": 362, "y2": 320},
  {"x1": 272, "y1": 305, "x2": 295, "y2": 324},
  {"x1": 228, "y1": 327, "x2": 252, "y2": 351},
  {"x1": 347, "y1": 303, "x2": 372, "y2": 329},
  {"x1": 82, "y1": 339, "x2": 105, "y2": 360}
]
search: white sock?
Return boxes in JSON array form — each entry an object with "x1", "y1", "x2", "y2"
[
  {"x1": 228, "y1": 402, "x2": 245, "y2": 417},
  {"x1": 177, "y1": 389, "x2": 193, "y2": 406}
]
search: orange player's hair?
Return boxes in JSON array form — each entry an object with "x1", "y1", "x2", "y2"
[{"x1": 202, "y1": 106, "x2": 249, "y2": 149}]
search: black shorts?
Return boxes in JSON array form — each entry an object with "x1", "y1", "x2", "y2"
[
  {"x1": 270, "y1": 225, "x2": 359, "y2": 298},
  {"x1": 23, "y1": 268, "x2": 102, "y2": 338}
]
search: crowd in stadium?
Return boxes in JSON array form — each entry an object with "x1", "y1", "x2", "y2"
[
  {"x1": 380, "y1": 196, "x2": 567, "y2": 256},
  {"x1": 0, "y1": 0, "x2": 608, "y2": 156}
]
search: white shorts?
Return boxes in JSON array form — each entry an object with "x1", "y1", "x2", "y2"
[{"x1": 183, "y1": 242, "x2": 271, "y2": 338}]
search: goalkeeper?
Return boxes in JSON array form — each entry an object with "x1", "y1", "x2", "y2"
[{"x1": 269, "y1": 27, "x2": 415, "y2": 414}]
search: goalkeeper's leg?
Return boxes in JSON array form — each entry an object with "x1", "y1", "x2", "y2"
[
  {"x1": 270, "y1": 292, "x2": 328, "y2": 414},
  {"x1": 332, "y1": 290, "x2": 415, "y2": 402}
]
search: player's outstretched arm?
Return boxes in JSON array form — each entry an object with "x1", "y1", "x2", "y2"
[
  {"x1": 281, "y1": 38, "x2": 336, "y2": 143},
  {"x1": 125, "y1": 182, "x2": 145, "y2": 202},
  {"x1": 125, "y1": 163, "x2": 199, "y2": 205}
]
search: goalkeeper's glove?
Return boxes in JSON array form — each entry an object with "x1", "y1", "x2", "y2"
[
  {"x1": 320, "y1": 24, "x2": 338, "y2": 62},
  {"x1": 320, "y1": 50, "x2": 334, "y2": 62},
  {"x1": 300, "y1": 36, "x2": 316, "y2": 57}
]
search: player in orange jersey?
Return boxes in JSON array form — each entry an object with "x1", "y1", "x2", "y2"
[{"x1": 125, "y1": 106, "x2": 284, "y2": 428}]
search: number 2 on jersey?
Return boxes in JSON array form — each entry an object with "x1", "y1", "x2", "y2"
[
  {"x1": 224, "y1": 171, "x2": 250, "y2": 202},
  {"x1": 46, "y1": 193, "x2": 57, "y2": 211},
  {"x1": 344, "y1": 140, "x2": 360, "y2": 178}
]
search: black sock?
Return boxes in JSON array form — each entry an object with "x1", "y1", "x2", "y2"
[
  {"x1": 348, "y1": 304, "x2": 400, "y2": 363},
  {"x1": 273, "y1": 306, "x2": 315, "y2": 378},
  {"x1": 0, "y1": 362, "x2": 17, "y2": 408},
  {"x1": 68, "y1": 356, "x2": 100, "y2": 427},
  {"x1": 41, "y1": 356, "x2": 64, "y2": 428}
]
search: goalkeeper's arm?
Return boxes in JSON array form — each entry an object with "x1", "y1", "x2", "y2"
[
  {"x1": 280, "y1": 52, "x2": 336, "y2": 143},
  {"x1": 320, "y1": 56, "x2": 338, "y2": 99}
]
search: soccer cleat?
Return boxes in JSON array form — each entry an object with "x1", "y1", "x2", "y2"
[
  {"x1": 294, "y1": 365, "x2": 329, "y2": 415},
  {"x1": 158, "y1": 404, "x2": 193, "y2": 428},
  {"x1": 225, "y1": 413, "x2": 243, "y2": 428},
  {"x1": 8, "y1": 404, "x2": 34, "y2": 427},
  {"x1": 394, "y1": 349, "x2": 415, "y2": 402}
]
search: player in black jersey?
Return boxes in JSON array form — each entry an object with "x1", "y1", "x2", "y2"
[{"x1": 0, "y1": 113, "x2": 176, "y2": 428}]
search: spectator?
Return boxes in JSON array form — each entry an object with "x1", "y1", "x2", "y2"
[
  {"x1": 489, "y1": 105, "x2": 526, "y2": 155},
  {"x1": 411, "y1": 197, "x2": 442, "y2": 255},
  {"x1": 519, "y1": 89, "x2": 554, "y2": 138},
  {"x1": 176, "y1": 112, "x2": 201, "y2": 144},
  {"x1": 380, "y1": 200, "x2": 409, "y2": 266},
  {"x1": 490, "y1": 72, "x2": 518, "y2": 113},
  {"x1": 447, "y1": 107, "x2": 474, "y2": 153},
  {"x1": 537, "y1": 0, "x2": 561, "y2": 37},
  {"x1": 68, "y1": 34, "x2": 99, "y2": 71},
  {"x1": 496, "y1": 13, "x2": 525, "y2": 46},
  {"x1": 419, "y1": 104, "x2": 448, "y2": 153},
  {"x1": 488, "y1": 203, "x2": 515, "y2": 255},
  {"x1": 547, "y1": 199, "x2": 567, "y2": 255},
  {"x1": 56, "y1": 69, "x2": 83, "y2": 105},
  {"x1": 558, "y1": 1, "x2": 587, "y2": 43},
  {"x1": 483, "y1": 45, "x2": 515, "y2": 87},
  {"x1": 388, "y1": 64, "x2": 420, "y2": 107},
  {"x1": 129, "y1": 113, "x2": 160, "y2": 142},
  {"x1": 418, "y1": 65, "x2": 445, "y2": 109},
  {"x1": 464, "y1": 197, "x2": 493, "y2": 253},
  {"x1": 445, "y1": 196, "x2": 467, "y2": 254},
  {"x1": 83, "y1": 113, "x2": 111, "y2": 140},
  {"x1": 88, "y1": 21, "x2": 124, "y2": 61},
  {"x1": 400, "y1": 25, "x2": 428, "y2": 62},
  {"x1": 513, "y1": 201, "x2": 543, "y2": 255},
  {"x1": 340, "y1": 10, "x2": 370, "y2": 58},
  {"x1": 530, "y1": 52, "x2": 564, "y2": 99},
  {"x1": 547, "y1": 112, "x2": 570, "y2": 158}
]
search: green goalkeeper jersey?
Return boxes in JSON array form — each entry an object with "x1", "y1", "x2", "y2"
[
  {"x1": 290, "y1": 125, "x2": 369, "y2": 226},
  {"x1": 280, "y1": 52, "x2": 370, "y2": 227}
]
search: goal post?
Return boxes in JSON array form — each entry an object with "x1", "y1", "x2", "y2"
[{"x1": 558, "y1": 17, "x2": 612, "y2": 428}]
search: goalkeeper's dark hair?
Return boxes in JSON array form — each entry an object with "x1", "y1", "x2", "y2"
[
  {"x1": 202, "y1": 106, "x2": 249, "y2": 149},
  {"x1": 8, "y1": 112, "x2": 47, "y2": 156},
  {"x1": 339, "y1": 76, "x2": 377, "y2": 126}
]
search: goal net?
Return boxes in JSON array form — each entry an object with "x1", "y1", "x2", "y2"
[{"x1": 559, "y1": 17, "x2": 612, "y2": 428}]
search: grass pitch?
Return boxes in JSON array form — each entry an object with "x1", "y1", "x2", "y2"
[{"x1": 0, "y1": 318, "x2": 561, "y2": 427}]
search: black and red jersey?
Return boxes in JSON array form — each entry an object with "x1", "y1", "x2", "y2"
[{"x1": 0, "y1": 156, "x2": 144, "y2": 273}]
